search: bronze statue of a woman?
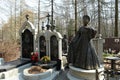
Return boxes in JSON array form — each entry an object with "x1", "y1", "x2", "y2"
[{"x1": 68, "y1": 15, "x2": 100, "y2": 70}]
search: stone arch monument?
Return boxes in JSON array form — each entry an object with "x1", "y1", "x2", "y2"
[
  {"x1": 37, "y1": 28, "x2": 63, "y2": 61},
  {"x1": 36, "y1": 14, "x2": 63, "y2": 61},
  {"x1": 19, "y1": 15, "x2": 35, "y2": 59}
]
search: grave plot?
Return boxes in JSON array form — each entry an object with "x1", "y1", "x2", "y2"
[
  {"x1": 0, "y1": 15, "x2": 34, "y2": 80},
  {"x1": 23, "y1": 14, "x2": 64, "y2": 80},
  {"x1": 19, "y1": 15, "x2": 36, "y2": 59}
]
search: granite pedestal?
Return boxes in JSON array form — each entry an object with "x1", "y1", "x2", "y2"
[{"x1": 67, "y1": 65, "x2": 104, "y2": 80}]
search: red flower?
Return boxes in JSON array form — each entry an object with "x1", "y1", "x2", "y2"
[{"x1": 31, "y1": 52, "x2": 38, "y2": 62}]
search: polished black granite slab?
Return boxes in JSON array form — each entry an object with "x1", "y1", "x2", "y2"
[{"x1": 0, "y1": 59, "x2": 31, "y2": 72}]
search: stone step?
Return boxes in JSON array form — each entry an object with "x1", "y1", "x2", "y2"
[{"x1": 0, "y1": 63, "x2": 31, "y2": 79}]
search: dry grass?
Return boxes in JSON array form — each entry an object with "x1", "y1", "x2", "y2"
[{"x1": 0, "y1": 41, "x2": 20, "y2": 62}]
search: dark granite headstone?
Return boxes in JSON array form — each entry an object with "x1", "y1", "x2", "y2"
[
  {"x1": 0, "y1": 59, "x2": 30, "y2": 72},
  {"x1": 22, "y1": 29, "x2": 34, "y2": 59},
  {"x1": 50, "y1": 35, "x2": 58, "y2": 60},
  {"x1": 39, "y1": 36, "x2": 46, "y2": 58}
]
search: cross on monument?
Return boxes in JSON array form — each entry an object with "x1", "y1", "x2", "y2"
[
  {"x1": 46, "y1": 13, "x2": 50, "y2": 25},
  {"x1": 46, "y1": 13, "x2": 51, "y2": 30}
]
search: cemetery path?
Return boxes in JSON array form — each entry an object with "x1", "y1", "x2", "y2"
[
  {"x1": 53, "y1": 69, "x2": 69, "y2": 80},
  {"x1": 52, "y1": 67, "x2": 120, "y2": 80}
]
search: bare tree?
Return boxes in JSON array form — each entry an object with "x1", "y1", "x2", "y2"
[{"x1": 14, "y1": 0, "x2": 17, "y2": 40}]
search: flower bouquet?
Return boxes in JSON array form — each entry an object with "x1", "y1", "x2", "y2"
[
  {"x1": 40, "y1": 56, "x2": 50, "y2": 64},
  {"x1": 31, "y1": 52, "x2": 38, "y2": 63}
]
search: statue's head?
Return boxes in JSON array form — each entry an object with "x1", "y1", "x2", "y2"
[{"x1": 82, "y1": 15, "x2": 90, "y2": 26}]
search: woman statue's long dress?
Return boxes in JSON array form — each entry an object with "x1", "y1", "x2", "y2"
[
  {"x1": 68, "y1": 27, "x2": 100, "y2": 69},
  {"x1": 68, "y1": 26, "x2": 100, "y2": 70}
]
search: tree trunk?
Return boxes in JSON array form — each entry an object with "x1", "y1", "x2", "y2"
[
  {"x1": 51, "y1": 0, "x2": 54, "y2": 31},
  {"x1": 114, "y1": 0, "x2": 118, "y2": 37},
  {"x1": 98, "y1": 0, "x2": 101, "y2": 35},
  {"x1": 38, "y1": 0, "x2": 40, "y2": 34},
  {"x1": 75, "y1": 0, "x2": 77, "y2": 34}
]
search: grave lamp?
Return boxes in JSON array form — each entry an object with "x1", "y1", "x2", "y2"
[
  {"x1": 42, "y1": 21, "x2": 45, "y2": 30},
  {"x1": 46, "y1": 24, "x2": 51, "y2": 30},
  {"x1": 25, "y1": 14, "x2": 29, "y2": 20}
]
